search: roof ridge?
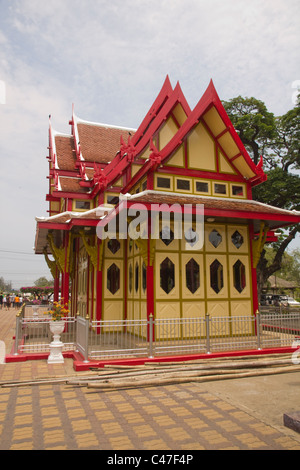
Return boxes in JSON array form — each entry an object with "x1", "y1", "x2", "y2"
[{"x1": 75, "y1": 114, "x2": 136, "y2": 133}]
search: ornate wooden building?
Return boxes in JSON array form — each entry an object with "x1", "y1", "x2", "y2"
[{"x1": 35, "y1": 77, "x2": 300, "y2": 326}]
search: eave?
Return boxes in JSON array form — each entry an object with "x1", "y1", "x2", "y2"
[
  {"x1": 35, "y1": 191, "x2": 300, "y2": 256},
  {"x1": 51, "y1": 190, "x2": 91, "y2": 199}
]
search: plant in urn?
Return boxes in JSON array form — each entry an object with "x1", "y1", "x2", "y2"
[{"x1": 45, "y1": 300, "x2": 69, "y2": 364}]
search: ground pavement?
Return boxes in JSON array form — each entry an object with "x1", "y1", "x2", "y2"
[{"x1": 0, "y1": 308, "x2": 300, "y2": 451}]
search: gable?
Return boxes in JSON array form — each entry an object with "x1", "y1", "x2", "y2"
[
  {"x1": 187, "y1": 122, "x2": 216, "y2": 172},
  {"x1": 159, "y1": 116, "x2": 179, "y2": 150},
  {"x1": 152, "y1": 81, "x2": 265, "y2": 186},
  {"x1": 165, "y1": 145, "x2": 185, "y2": 167},
  {"x1": 134, "y1": 80, "x2": 191, "y2": 159},
  {"x1": 219, "y1": 150, "x2": 236, "y2": 175}
]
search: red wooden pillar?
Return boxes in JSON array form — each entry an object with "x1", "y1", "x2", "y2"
[
  {"x1": 86, "y1": 257, "x2": 90, "y2": 318},
  {"x1": 62, "y1": 232, "x2": 70, "y2": 305},
  {"x1": 147, "y1": 215, "x2": 155, "y2": 342},
  {"x1": 91, "y1": 265, "x2": 95, "y2": 321},
  {"x1": 249, "y1": 224, "x2": 259, "y2": 317},
  {"x1": 124, "y1": 238, "x2": 127, "y2": 323},
  {"x1": 63, "y1": 272, "x2": 70, "y2": 305},
  {"x1": 53, "y1": 266, "x2": 60, "y2": 302},
  {"x1": 61, "y1": 271, "x2": 65, "y2": 302},
  {"x1": 73, "y1": 237, "x2": 79, "y2": 315}
]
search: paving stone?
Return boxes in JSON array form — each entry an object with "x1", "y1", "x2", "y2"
[
  {"x1": 283, "y1": 412, "x2": 300, "y2": 434},
  {"x1": 1, "y1": 311, "x2": 300, "y2": 450}
]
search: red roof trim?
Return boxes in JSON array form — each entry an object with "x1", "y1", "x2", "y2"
[
  {"x1": 51, "y1": 190, "x2": 91, "y2": 199},
  {"x1": 206, "y1": 80, "x2": 266, "y2": 184},
  {"x1": 204, "y1": 207, "x2": 300, "y2": 223},
  {"x1": 131, "y1": 75, "x2": 173, "y2": 147},
  {"x1": 155, "y1": 80, "x2": 266, "y2": 185},
  {"x1": 133, "y1": 81, "x2": 192, "y2": 158},
  {"x1": 46, "y1": 78, "x2": 268, "y2": 203}
]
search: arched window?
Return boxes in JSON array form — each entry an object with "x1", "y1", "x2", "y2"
[
  {"x1": 107, "y1": 263, "x2": 120, "y2": 295},
  {"x1": 186, "y1": 258, "x2": 200, "y2": 294},
  {"x1": 233, "y1": 260, "x2": 246, "y2": 293},
  {"x1": 210, "y1": 259, "x2": 224, "y2": 294},
  {"x1": 160, "y1": 257, "x2": 175, "y2": 294}
]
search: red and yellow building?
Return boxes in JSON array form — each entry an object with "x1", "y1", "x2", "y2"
[{"x1": 34, "y1": 77, "x2": 300, "y2": 327}]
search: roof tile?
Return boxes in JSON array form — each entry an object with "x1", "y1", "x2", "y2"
[
  {"x1": 55, "y1": 135, "x2": 76, "y2": 171},
  {"x1": 77, "y1": 123, "x2": 134, "y2": 163}
]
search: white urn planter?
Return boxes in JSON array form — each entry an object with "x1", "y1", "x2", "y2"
[{"x1": 48, "y1": 320, "x2": 65, "y2": 364}]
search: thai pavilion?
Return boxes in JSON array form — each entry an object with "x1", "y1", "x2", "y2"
[{"x1": 34, "y1": 77, "x2": 300, "y2": 330}]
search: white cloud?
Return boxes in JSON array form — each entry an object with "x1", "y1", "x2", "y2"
[{"x1": 0, "y1": 0, "x2": 299, "y2": 287}]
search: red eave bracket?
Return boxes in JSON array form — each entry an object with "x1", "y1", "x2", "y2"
[{"x1": 254, "y1": 230, "x2": 278, "y2": 243}]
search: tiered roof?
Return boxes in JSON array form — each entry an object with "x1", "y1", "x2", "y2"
[
  {"x1": 35, "y1": 77, "x2": 300, "y2": 254},
  {"x1": 48, "y1": 111, "x2": 136, "y2": 199},
  {"x1": 47, "y1": 76, "x2": 267, "y2": 203}
]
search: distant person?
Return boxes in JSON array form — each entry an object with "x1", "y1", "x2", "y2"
[
  {"x1": 5, "y1": 295, "x2": 11, "y2": 310},
  {"x1": 0, "y1": 293, "x2": 3, "y2": 309},
  {"x1": 15, "y1": 295, "x2": 20, "y2": 309}
]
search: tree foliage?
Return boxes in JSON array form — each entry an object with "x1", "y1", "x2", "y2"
[
  {"x1": 222, "y1": 96, "x2": 276, "y2": 166},
  {"x1": 0, "y1": 276, "x2": 12, "y2": 293},
  {"x1": 34, "y1": 276, "x2": 54, "y2": 287},
  {"x1": 223, "y1": 94, "x2": 300, "y2": 296}
]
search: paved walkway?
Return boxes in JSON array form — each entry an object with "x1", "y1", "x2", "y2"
[{"x1": 0, "y1": 308, "x2": 300, "y2": 450}]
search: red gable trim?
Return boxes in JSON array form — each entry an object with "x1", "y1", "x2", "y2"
[
  {"x1": 131, "y1": 75, "x2": 173, "y2": 147},
  {"x1": 133, "y1": 80, "x2": 192, "y2": 157},
  {"x1": 156, "y1": 80, "x2": 266, "y2": 185},
  {"x1": 113, "y1": 80, "x2": 267, "y2": 196}
]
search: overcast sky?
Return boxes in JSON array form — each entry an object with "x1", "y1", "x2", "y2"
[{"x1": 0, "y1": 0, "x2": 299, "y2": 289}]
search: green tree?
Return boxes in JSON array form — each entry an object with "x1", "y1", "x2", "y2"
[
  {"x1": 0, "y1": 276, "x2": 12, "y2": 292},
  {"x1": 223, "y1": 95, "x2": 300, "y2": 298},
  {"x1": 222, "y1": 96, "x2": 276, "y2": 166},
  {"x1": 34, "y1": 276, "x2": 54, "y2": 287}
]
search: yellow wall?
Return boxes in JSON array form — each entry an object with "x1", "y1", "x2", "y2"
[
  {"x1": 102, "y1": 239, "x2": 124, "y2": 322},
  {"x1": 187, "y1": 122, "x2": 216, "y2": 171},
  {"x1": 154, "y1": 222, "x2": 252, "y2": 322},
  {"x1": 127, "y1": 241, "x2": 147, "y2": 323},
  {"x1": 159, "y1": 117, "x2": 179, "y2": 151}
]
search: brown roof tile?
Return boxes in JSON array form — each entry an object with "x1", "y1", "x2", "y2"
[
  {"x1": 77, "y1": 123, "x2": 134, "y2": 163},
  {"x1": 55, "y1": 135, "x2": 77, "y2": 171},
  {"x1": 59, "y1": 176, "x2": 89, "y2": 194},
  {"x1": 131, "y1": 192, "x2": 300, "y2": 216},
  {"x1": 37, "y1": 192, "x2": 300, "y2": 234}
]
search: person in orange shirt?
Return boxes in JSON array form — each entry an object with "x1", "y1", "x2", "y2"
[{"x1": 14, "y1": 295, "x2": 20, "y2": 309}]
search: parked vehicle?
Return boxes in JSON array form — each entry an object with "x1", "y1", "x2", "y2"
[
  {"x1": 260, "y1": 294, "x2": 287, "y2": 306},
  {"x1": 260, "y1": 294, "x2": 300, "y2": 307},
  {"x1": 286, "y1": 296, "x2": 300, "y2": 306}
]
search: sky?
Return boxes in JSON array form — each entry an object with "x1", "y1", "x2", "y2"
[{"x1": 0, "y1": 0, "x2": 299, "y2": 289}]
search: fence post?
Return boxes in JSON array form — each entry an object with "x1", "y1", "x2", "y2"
[
  {"x1": 148, "y1": 314, "x2": 154, "y2": 358},
  {"x1": 14, "y1": 312, "x2": 22, "y2": 355},
  {"x1": 83, "y1": 314, "x2": 90, "y2": 363},
  {"x1": 205, "y1": 313, "x2": 211, "y2": 354},
  {"x1": 256, "y1": 310, "x2": 261, "y2": 350}
]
